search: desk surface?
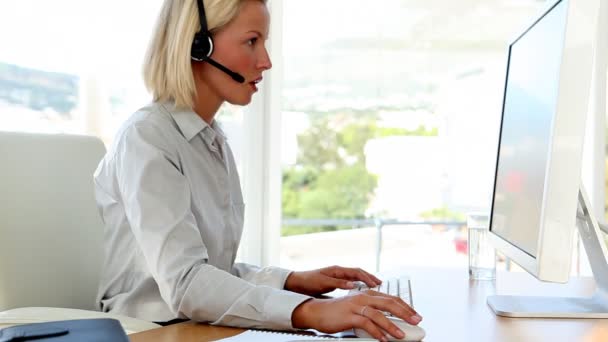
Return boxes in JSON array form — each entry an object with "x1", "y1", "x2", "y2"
[{"x1": 129, "y1": 268, "x2": 608, "y2": 342}]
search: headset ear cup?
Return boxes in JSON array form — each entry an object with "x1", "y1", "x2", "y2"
[{"x1": 191, "y1": 33, "x2": 214, "y2": 61}]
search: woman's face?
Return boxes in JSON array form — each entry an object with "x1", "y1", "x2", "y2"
[{"x1": 194, "y1": 0, "x2": 272, "y2": 106}]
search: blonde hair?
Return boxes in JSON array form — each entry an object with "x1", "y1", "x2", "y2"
[{"x1": 143, "y1": 0, "x2": 266, "y2": 109}]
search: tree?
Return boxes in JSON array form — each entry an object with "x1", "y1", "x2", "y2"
[
  {"x1": 282, "y1": 115, "x2": 378, "y2": 236},
  {"x1": 282, "y1": 113, "x2": 439, "y2": 236}
]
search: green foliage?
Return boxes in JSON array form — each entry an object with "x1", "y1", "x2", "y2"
[
  {"x1": 373, "y1": 125, "x2": 439, "y2": 138},
  {"x1": 285, "y1": 166, "x2": 377, "y2": 218},
  {"x1": 339, "y1": 122, "x2": 376, "y2": 163},
  {"x1": 419, "y1": 206, "x2": 465, "y2": 221},
  {"x1": 296, "y1": 122, "x2": 343, "y2": 169},
  {"x1": 282, "y1": 164, "x2": 378, "y2": 236},
  {"x1": 282, "y1": 113, "x2": 438, "y2": 236}
]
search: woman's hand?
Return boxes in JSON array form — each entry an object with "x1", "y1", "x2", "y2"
[
  {"x1": 284, "y1": 265, "x2": 382, "y2": 296},
  {"x1": 291, "y1": 290, "x2": 423, "y2": 342}
]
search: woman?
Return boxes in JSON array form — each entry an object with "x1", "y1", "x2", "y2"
[{"x1": 93, "y1": 0, "x2": 422, "y2": 340}]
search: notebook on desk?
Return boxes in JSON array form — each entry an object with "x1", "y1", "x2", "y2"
[
  {"x1": 215, "y1": 330, "x2": 375, "y2": 341},
  {"x1": 215, "y1": 330, "x2": 327, "y2": 341}
]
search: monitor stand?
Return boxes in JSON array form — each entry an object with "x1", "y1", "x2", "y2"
[{"x1": 487, "y1": 185, "x2": 608, "y2": 318}]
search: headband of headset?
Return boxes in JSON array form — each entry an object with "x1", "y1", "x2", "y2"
[{"x1": 191, "y1": 0, "x2": 213, "y2": 61}]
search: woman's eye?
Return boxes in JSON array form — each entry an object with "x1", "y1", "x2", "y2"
[{"x1": 248, "y1": 37, "x2": 258, "y2": 46}]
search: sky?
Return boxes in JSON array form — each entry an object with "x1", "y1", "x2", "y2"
[
  {"x1": 0, "y1": 0, "x2": 541, "y2": 74},
  {"x1": 0, "y1": 0, "x2": 425, "y2": 74},
  {"x1": 0, "y1": 0, "x2": 162, "y2": 75}
]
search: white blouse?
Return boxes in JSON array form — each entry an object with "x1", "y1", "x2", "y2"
[{"x1": 94, "y1": 101, "x2": 310, "y2": 330}]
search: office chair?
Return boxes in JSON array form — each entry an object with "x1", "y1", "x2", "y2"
[{"x1": 0, "y1": 131, "x2": 159, "y2": 334}]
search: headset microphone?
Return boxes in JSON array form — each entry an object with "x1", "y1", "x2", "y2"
[
  {"x1": 206, "y1": 57, "x2": 245, "y2": 83},
  {"x1": 191, "y1": 0, "x2": 245, "y2": 83}
]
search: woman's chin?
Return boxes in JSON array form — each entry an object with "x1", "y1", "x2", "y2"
[{"x1": 226, "y1": 95, "x2": 253, "y2": 106}]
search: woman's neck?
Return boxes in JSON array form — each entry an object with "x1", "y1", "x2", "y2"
[{"x1": 192, "y1": 82, "x2": 223, "y2": 125}]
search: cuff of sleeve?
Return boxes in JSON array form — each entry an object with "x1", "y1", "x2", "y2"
[
  {"x1": 253, "y1": 266, "x2": 293, "y2": 289},
  {"x1": 263, "y1": 290, "x2": 311, "y2": 330}
]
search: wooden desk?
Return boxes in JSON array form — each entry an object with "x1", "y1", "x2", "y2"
[{"x1": 129, "y1": 268, "x2": 608, "y2": 341}]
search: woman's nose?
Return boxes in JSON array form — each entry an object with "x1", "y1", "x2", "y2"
[{"x1": 258, "y1": 48, "x2": 272, "y2": 70}]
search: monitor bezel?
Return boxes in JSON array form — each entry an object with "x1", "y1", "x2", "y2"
[{"x1": 488, "y1": 0, "x2": 595, "y2": 283}]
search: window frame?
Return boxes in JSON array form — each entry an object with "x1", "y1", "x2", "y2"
[{"x1": 238, "y1": 0, "x2": 283, "y2": 267}]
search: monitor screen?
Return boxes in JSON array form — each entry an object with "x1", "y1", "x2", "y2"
[{"x1": 490, "y1": 0, "x2": 567, "y2": 257}]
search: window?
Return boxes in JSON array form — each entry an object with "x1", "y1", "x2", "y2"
[
  {"x1": 0, "y1": 1, "x2": 165, "y2": 141},
  {"x1": 278, "y1": 0, "x2": 547, "y2": 271},
  {"x1": 3, "y1": 1, "x2": 604, "y2": 274}
]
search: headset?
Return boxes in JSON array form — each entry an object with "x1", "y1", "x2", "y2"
[{"x1": 191, "y1": 0, "x2": 246, "y2": 83}]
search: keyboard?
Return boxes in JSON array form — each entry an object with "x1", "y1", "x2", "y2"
[{"x1": 349, "y1": 276, "x2": 414, "y2": 309}]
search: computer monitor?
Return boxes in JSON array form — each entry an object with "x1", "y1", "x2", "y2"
[{"x1": 486, "y1": 0, "x2": 608, "y2": 317}]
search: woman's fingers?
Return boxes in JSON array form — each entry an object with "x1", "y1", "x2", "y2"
[
  {"x1": 361, "y1": 291, "x2": 422, "y2": 325},
  {"x1": 324, "y1": 275, "x2": 355, "y2": 290},
  {"x1": 344, "y1": 267, "x2": 379, "y2": 287},
  {"x1": 363, "y1": 270, "x2": 382, "y2": 285},
  {"x1": 365, "y1": 290, "x2": 417, "y2": 312},
  {"x1": 356, "y1": 268, "x2": 381, "y2": 287},
  {"x1": 351, "y1": 312, "x2": 387, "y2": 342},
  {"x1": 327, "y1": 266, "x2": 379, "y2": 287},
  {"x1": 359, "y1": 305, "x2": 406, "y2": 340}
]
